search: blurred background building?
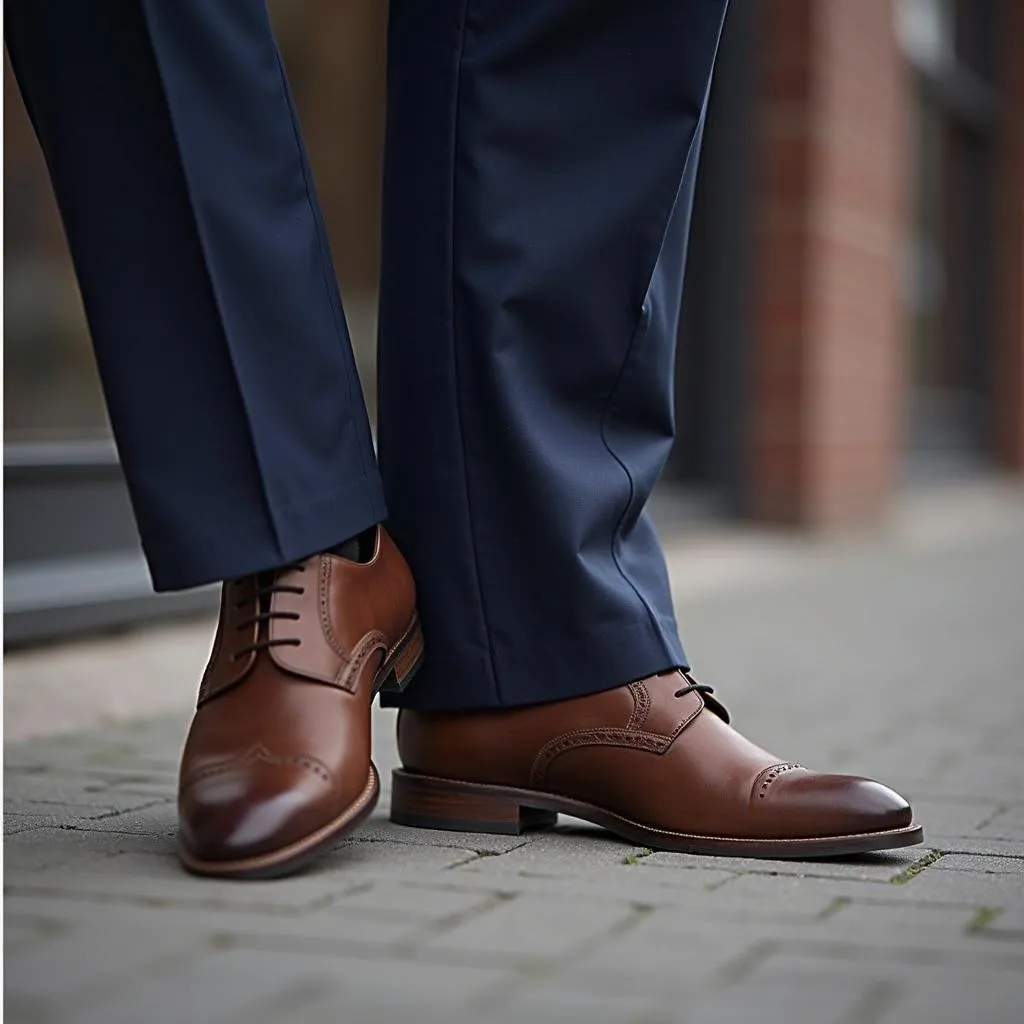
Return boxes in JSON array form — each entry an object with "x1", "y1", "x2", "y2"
[{"x1": 5, "y1": 0, "x2": 1023, "y2": 644}]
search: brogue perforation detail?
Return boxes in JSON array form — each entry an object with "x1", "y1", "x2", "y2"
[
  {"x1": 183, "y1": 744, "x2": 334, "y2": 789},
  {"x1": 625, "y1": 681, "x2": 651, "y2": 731},
  {"x1": 753, "y1": 762, "x2": 802, "y2": 800},
  {"x1": 530, "y1": 727, "x2": 670, "y2": 787}
]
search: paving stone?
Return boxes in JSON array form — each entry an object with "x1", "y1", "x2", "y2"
[
  {"x1": 686, "y1": 960, "x2": 894, "y2": 1024},
  {"x1": 890, "y1": 868, "x2": 1024, "y2": 907},
  {"x1": 557, "y1": 921, "x2": 781, "y2": 1002},
  {"x1": 4, "y1": 771, "x2": 173, "y2": 806},
  {"x1": 482, "y1": 987, "x2": 673, "y2": 1024},
  {"x1": 977, "y1": 907, "x2": 1024, "y2": 940},
  {"x1": 928, "y1": 774, "x2": 1024, "y2": 805},
  {"x1": 977, "y1": 806, "x2": 1024, "y2": 842},
  {"x1": 403, "y1": 866, "x2": 833, "y2": 920},
  {"x1": 641, "y1": 847, "x2": 925, "y2": 883},
  {"x1": 7, "y1": 865, "x2": 351, "y2": 914},
  {"x1": 904, "y1": 797, "x2": 1002, "y2": 838},
  {"x1": 718, "y1": 952, "x2": 1023, "y2": 1024},
  {"x1": 3, "y1": 905, "x2": 70, "y2": 956},
  {"x1": 422, "y1": 893, "x2": 634, "y2": 963},
  {"x1": 4, "y1": 792, "x2": 168, "y2": 820},
  {"x1": 4, "y1": 905, "x2": 201, "y2": 1008},
  {"x1": 721, "y1": 868, "x2": 1024, "y2": 920},
  {"x1": 876, "y1": 967, "x2": 1024, "y2": 1024},
  {"x1": 60, "y1": 800, "x2": 178, "y2": 836},
  {"x1": 353, "y1": 809, "x2": 533, "y2": 853},
  {"x1": 926, "y1": 835, "x2": 1024, "y2": 858},
  {"x1": 4, "y1": 733, "x2": 181, "y2": 775},
  {"x1": 332, "y1": 881, "x2": 499, "y2": 922},
  {"x1": 451, "y1": 830, "x2": 652, "y2": 877},
  {"x1": 4, "y1": 827, "x2": 172, "y2": 875},
  {"x1": 150, "y1": 889, "x2": 504, "y2": 952},
  {"x1": 212, "y1": 907, "x2": 429, "y2": 949},
  {"x1": 687, "y1": 873, "x2": 867, "y2": 918},
  {"x1": 3, "y1": 814, "x2": 51, "y2": 835},
  {"x1": 62, "y1": 948, "x2": 514, "y2": 1024},
  {"x1": 326, "y1": 839, "x2": 482, "y2": 873},
  {"x1": 815, "y1": 902, "x2": 997, "y2": 953},
  {"x1": 934, "y1": 854, "x2": 1024, "y2": 875}
]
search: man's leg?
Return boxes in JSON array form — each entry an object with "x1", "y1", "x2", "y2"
[
  {"x1": 7, "y1": 0, "x2": 384, "y2": 588},
  {"x1": 380, "y1": 0, "x2": 923, "y2": 858},
  {"x1": 378, "y1": 0, "x2": 724, "y2": 709},
  {"x1": 6, "y1": 1, "x2": 421, "y2": 879}
]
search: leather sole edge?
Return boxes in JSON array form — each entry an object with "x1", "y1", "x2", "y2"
[{"x1": 390, "y1": 769, "x2": 925, "y2": 860}]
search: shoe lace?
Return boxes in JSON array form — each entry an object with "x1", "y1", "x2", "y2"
[
  {"x1": 231, "y1": 565, "x2": 306, "y2": 660},
  {"x1": 673, "y1": 670, "x2": 716, "y2": 700}
]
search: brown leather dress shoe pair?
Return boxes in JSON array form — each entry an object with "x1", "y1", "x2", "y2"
[{"x1": 178, "y1": 527, "x2": 921, "y2": 878}]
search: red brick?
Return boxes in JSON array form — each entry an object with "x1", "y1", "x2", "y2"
[{"x1": 748, "y1": 0, "x2": 908, "y2": 526}]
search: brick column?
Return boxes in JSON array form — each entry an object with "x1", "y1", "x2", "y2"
[
  {"x1": 748, "y1": 0, "x2": 909, "y2": 525},
  {"x1": 993, "y1": 0, "x2": 1024, "y2": 471}
]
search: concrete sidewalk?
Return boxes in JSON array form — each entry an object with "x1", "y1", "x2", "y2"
[{"x1": 5, "y1": 482, "x2": 1024, "y2": 1024}]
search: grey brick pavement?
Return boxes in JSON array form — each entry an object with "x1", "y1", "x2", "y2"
[{"x1": 5, "y1": 483, "x2": 1024, "y2": 1023}]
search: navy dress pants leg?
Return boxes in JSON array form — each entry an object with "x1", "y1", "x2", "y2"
[
  {"x1": 379, "y1": 0, "x2": 728, "y2": 709},
  {"x1": 7, "y1": 0, "x2": 729, "y2": 710},
  {"x1": 5, "y1": 1, "x2": 385, "y2": 591}
]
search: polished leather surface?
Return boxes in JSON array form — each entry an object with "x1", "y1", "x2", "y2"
[
  {"x1": 397, "y1": 671, "x2": 913, "y2": 840},
  {"x1": 179, "y1": 527, "x2": 416, "y2": 869}
]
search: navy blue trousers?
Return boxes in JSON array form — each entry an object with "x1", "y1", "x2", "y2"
[{"x1": 7, "y1": 0, "x2": 728, "y2": 710}]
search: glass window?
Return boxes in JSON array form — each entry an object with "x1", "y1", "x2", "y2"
[
  {"x1": 3, "y1": 59, "x2": 108, "y2": 440},
  {"x1": 3, "y1": 1, "x2": 386, "y2": 443},
  {"x1": 897, "y1": 0, "x2": 998, "y2": 475}
]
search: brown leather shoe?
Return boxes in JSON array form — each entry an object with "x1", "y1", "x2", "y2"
[
  {"x1": 392, "y1": 671, "x2": 923, "y2": 858},
  {"x1": 178, "y1": 527, "x2": 422, "y2": 879}
]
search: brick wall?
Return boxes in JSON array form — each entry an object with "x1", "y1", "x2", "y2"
[{"x1": 748, "y1": 0, "x2": 909, "y2": 525}]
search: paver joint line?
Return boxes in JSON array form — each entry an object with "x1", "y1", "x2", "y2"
[{"x1": 889, "y1": 850, "x2": 945, "y2": 885}]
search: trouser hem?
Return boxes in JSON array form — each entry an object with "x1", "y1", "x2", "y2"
[
  {"x1": 381, "y1": 612, "x2": 687, "y2": 711},
  {"x1": 147, "y1": 475, "x2": 386, "y2": 591}
]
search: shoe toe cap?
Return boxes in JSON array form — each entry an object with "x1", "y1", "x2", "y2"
[
  {"x1": 179, "y1": 762, "x2": 339, "y2": 865},
  {"x1": 759, "y1": 770, "x2": 914, "y2": 838}
]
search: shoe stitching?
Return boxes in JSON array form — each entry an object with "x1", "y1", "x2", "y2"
[
  {"x1": 665, "y1": 691, "x2": 705, "y2": 745},
  {"x1": 318, "y1": 557, "x2": 352, "y2": 663},
  {"x1": 337, "y1": 630, "x2": 387, "y2": 693},
  {"x1": 384, "y1": 613, "x2": 420, "y2": 663}
]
